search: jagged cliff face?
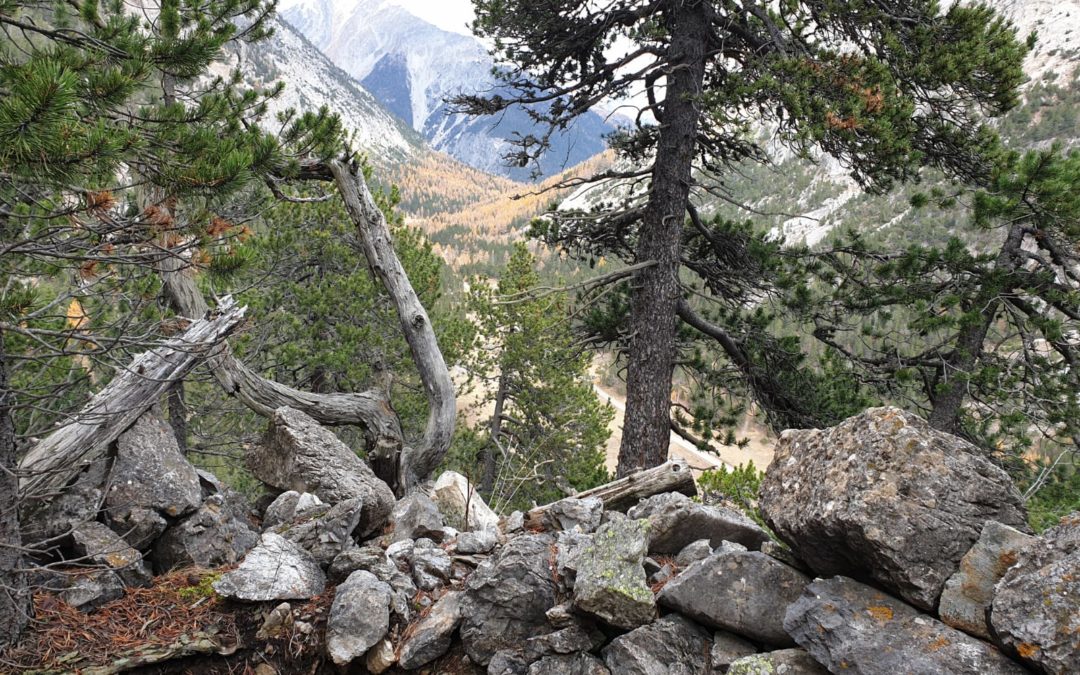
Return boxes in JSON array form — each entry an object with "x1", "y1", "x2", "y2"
[{"x1": 276, "y1": 0, "x2": 613, "y2": 181}]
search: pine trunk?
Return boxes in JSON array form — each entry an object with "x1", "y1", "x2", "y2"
[
  {"x1": 482, "y1": 370, "x2": 510, "y2": 496},
  {"x1": 617, "y1": 1, "x2": 709, "y2": 476},
  {"x1": 0, "y1": 328, "x2": 28, "y2": 647}
]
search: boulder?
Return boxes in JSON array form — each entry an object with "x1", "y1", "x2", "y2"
[
  {"x1": 272, "y1": 497, "x2": 364, "y2": 567},
  {"x1": 990, "y1": 513, "x2": 1080, "y2": 674},
  {"x1": 538, "y1": 497, "x2": 604, "y2": 533},
  {"x1": 785, "y1": 576, "x2": 1027, "y2": 675},
  {"x1": 325, "y1": 570, "x2": 392, "y2": 666},
  {"x1": 460, "y1": 533, "x2": 558, "y2": 665},
  {"x1": 572, "y1": 518, "x2": 655, "y2": 629},
  {"x1": 939, "y1": 520, "x2": 1035, "y2": 640},
  {"x1": 107, "y1": 506, "x2": 167, "y2": 551},
  {"x1": 262, "y1": 491, "x2": 303, "y2": 529},
  {"x1": 70, "y1": 521, "x2": 151, "y2": 587},
  {"x1": 153, "y1": 494, "x2": 258, "y2": 572},
  {"x1": 366, "y1": 639, "x2": 396, "y2": 674},
  {"x1": 657, "y1": 548, "x2": 809, "y2": 645},
  {"x1": 675, "y1": 539, "x2": 713, "y2": 567},
  {"x1": 390, "y1": 492, "x2": 446, "y2": 543},
  {"x1": 410, "y1": 538, "x2": 453, "y2": 591},
  {"x1": 22, "y1": 457, "x2": 111, "y2": 544},
  {"x1": 106, "y1": 412, "x2": 202, "y2": 520},
  {"x1": 760, "y1": 407, "x2": 1029, "y2": 610},
  {"x1": 248, "y1": 407, "x2": 394, "y2": 536},
  {"x1": 212, "y1": 532, "x2": 325, "y2": 601},
  {"x1": 329, "y1": 545, "x2": 415, "y2": 620},
  {"x1": 489, "y1": 622, "x2": 606, "y2": 675},
  {"x1": 601, "y1": 614, "x2": 713, "y2": 675},
  {"x1": 710, "y1": 631, "x2": 757, "y2": 672},
  {"x1": 628, "y1": 492, "x2": 770, "y2": 554},
  {"x1": 37, "y1": 568, "x2": 125, "y2": 612},
  {"x1": 727, "y1": 649, "x2": 828, "y2": 675},
  {"x1": 398, "y1": 591, "x2": 464, "y2": 669},
  {"x1": 433, "y1": 470, "x2": 499, "y2": 532},
  {"x1": 456, "y1": 529, "x2": 498, "y2": 555},
  {"x1": 529, "y1": 653, "x2": 610, "y2": 675}
]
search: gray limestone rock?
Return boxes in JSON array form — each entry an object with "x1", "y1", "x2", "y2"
[
  {"x1": 328, "y1": 545, "x2": 415, "y2": 620},
  {"x1": 627, "y1": 492, "x2": 770, "y2": 554},
  {"x1": 990, "y1": 513, "x2": 1080, "y2": 674},
  {"x1": 572, "y1": 518, "x2": 655, "y2": 629},
  {"x1": 70, "y1": 521, "x2": 151, "y2": 587},
  {"x1": 22, "y1": 458, "x2": 111, "y2": 545},
  {"x1": 784, "y1": 576, "x2": 1027, "y2": 675},
  {"x1": 107, "y1": 506, "x2": 167, "y2": 551},
  {"x1": 262, "y1": 491, "x2": 302, "y2": 530},
  {"x1": 540, "y1": 497, "x2": 604, "y2": 533},
  {"x1": 555, "y1": 530, "x2": 593, "y2": 593},
  {"x1": 456, "y1": 529, "x2": 498, "y2": 554},
  {"x1": 248, "y1": 407, "x2": 394, "y2": 536},
  {"x1": 212, "y1": 532, "x2": 326, "y2": 601},
  {"x1": 106, "y1": 412, "x2": 202, "y2": 520},
  {"x1": 939, "y1": 520, "x2": 1035, "y2": 640},
  {"x1": 411, "y1": 538, "x2": 453, "y2": 591},
  {"x1": 460, "y1": 533, "x2": 558, "y2": 665},
  {"x1": 675, "y1": 539, "x2": 713, "y2": 567},
  {"x1": 153, "y1": 494, "x2": 258, "y2": 572},
  {"x1": 488, "y1": 622, "x2": 605, "y2": 675},
  {"x1": 760, "y1": 407, "x2": 1030, "y2": 610},
  {"x1": 528, "y1": 653, "x2": 610, "y2": 675},
  {"x1": 38, "y1": 568, "x2": 125, "y2": 612},
  {"x1": 657, "y1": 548, "x2": 809, "y2": 645},
  {"x1": 390, "y1": 492, "x2": 446, "y2": 542},
  {"x1": 433, "y1": 470, "x2": 500, "y2": 532},
  {"x1": 325, "y1": 570, "x2": 392, "y2": 666},
  {"x1": 601, "y1": 614, "x2": 713, "y2": 675},
  {"x1": 727, "y1": 649, "x2": 828, "y2": 675},
  {"x1": 711, "y1": 630, "x2": 758, "y2": 672},
  {"x1": 398, "y1": 590, "x2": 464, "y2": 669},
  {"x1": 272, "y1": 497, "x2": 364, "y2": 567}
]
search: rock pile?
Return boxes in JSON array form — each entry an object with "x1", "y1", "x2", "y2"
[{"x1": 19, "y1": 406, "x2": 1080, "y2": 673}]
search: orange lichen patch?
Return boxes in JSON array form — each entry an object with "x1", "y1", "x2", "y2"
[
  {"x1": 927, "y1": 636, "x2": 950, "y2": 651},
  {"x1": 0, "y1": 568, "x2": 238, "y2": 672},
  {"x1": 999, "y1": 549, "x2": 1020, "y2": 568},
  {"x1": 866, "y1": 605, "x2": 894, "y2": 624},
  {"x1": 1017, "y1": 642, "x2": 1040, "y2": 658}
]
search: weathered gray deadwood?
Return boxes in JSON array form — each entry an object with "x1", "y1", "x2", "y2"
[
  {"x1": 18, "y1": 298, "x2": 247, "y2": 499},
  {"x1": 328, "y1": 158, "x2": 456, "y2": 495},
  {"x1": 526, "y1": 459, "x2": 696, "y2": 527},
  {"x1": 157, "y1": 256, "x2": 404, "y2": 456}
]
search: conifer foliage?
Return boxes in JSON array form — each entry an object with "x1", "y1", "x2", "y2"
[{"x1": 458, "y1": 0, "x2": 1032, "y2": 474}]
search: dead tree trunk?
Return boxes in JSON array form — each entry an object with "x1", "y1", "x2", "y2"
[
  {"x1": 525, "y1": 458, "x2": 696, "y2": 527},
  {"x1": 328, "y1": 158, "x2": 456, "y2": 495},
  {"x1": 18, "y1": 298, "x2": 247, "y2": 500},
  {"x1": 157, "y1": 255, "x2": 404, "y2": 459},
  {"x1": 0, "y1": 326, "x2": 28, "y2": 648}
]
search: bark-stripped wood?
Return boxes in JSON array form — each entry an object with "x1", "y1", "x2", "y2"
[
  {"x1": 328, "y1": 158, "x2": 456, "y2": 495},
  {"x1": 18, "y1": 298, "x2": 247, "y2": 498},
  {"x1": 157, "y1": 256, "x2": 404, "y2": 457},
  {"x1": 524, "y1": 458, "x2": 697, "y2": 527}
]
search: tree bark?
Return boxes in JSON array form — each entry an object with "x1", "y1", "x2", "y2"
[
  {"x1": 482, "y1": 370, "x2": 510, "y2": 496},
  {"x1": 0, "y1": 326, "x2": 28, "y2": 647},
  {"x1": 525, "y1": 458, "x2": 696, "y2": 527},
  {"x1": 157, "y1": 256, "x2": 404, "y2": 458},
  {"x1": 928, "y1": 222, "x2": 1027, "y2": 434},
  {"x1": 18, "y1": 298, "x2": 246, "y2": 500},
  {"x1": 328, "y1": 158, "x2": 456, "y2": 495},
  {"x1": 618, "y1": 0, "x2": 709, "y2": 475},
  {"x1": 167, "y1": 381, "x2": 187, "y2": 454}
]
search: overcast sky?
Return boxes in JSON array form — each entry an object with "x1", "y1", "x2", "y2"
[{"x1": 393, "y1": 0, "x2": 475, "y2": 35}]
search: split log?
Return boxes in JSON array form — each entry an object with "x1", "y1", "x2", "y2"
[
  {"x1": 18, "y1": 298, "x2": 247, "y2": 499},
  {"x1": 525, "y1": 459, "x2": 696, "y2": 527},
  {"x1": 158, "y1": 256, "x2": 404, "y2": 457}
]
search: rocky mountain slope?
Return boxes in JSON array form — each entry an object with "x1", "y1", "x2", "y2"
[{"x1": 276, "y1": 0, "x2": 613, "y2": 181}]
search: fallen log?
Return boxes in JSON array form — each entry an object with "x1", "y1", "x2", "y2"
[
  {"x1": 18, "y1": 297, "x2": 247, "y2": 499},
  {"x1": 525, "y1": 459, "x2": 696, "y2": 527}
]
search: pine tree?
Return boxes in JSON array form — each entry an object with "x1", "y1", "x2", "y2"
[
  {"x1": 458, "y1": 0, "x2": 1031, "y2": 474},
  {"x1": 459, "y1": 243, "x2": 612, "y2": 511},
  {"x1": 0, "y1": 0, "x2": 339, "y2": 643}
]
